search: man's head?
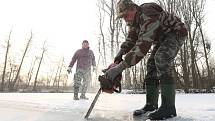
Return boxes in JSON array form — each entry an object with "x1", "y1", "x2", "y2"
[
  {"x1": 82, "y1": 40, "x2": 89, "y2": 49},
  {"x1": 116, "y1": 0, "x2": 138, "y2": 26}
]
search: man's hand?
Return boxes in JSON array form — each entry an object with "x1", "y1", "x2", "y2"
[
  {"x1": 67, "y1": 67, "x2": 72, "y2": 74},
  {"x1": 104, "y1": 61, "x2": 127, "y2": 81},
  {"x1": 105, "y1": 67, "x2": 120, "y2": 81}
]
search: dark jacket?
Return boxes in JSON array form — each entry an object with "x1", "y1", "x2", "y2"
[
  {"x1": 69, "y1": 48, "x2": 96, "y2": 70},
  {"x1": 120, "y1": 2, "x2": 187, "y2": 67}
]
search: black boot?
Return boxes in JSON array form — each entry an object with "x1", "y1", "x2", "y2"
[
  {"x1": 133, "y1": 104, "x2": 158, "y2": 116},
  {"x1": 133, "y1": 85, "x2": 159, "y2": 116},
  {"x1": 80, "y1": 94, "x2": 89, "y2": 100},
  {"x1": 73, "y1": 94, "x2": 79, "y2": 100},
  {"x1": 73, "y1": 87, "x2": 79, "y2": 100},
  {"x1": 148, "y1": 84, "x2": 177, "y2": 120}
]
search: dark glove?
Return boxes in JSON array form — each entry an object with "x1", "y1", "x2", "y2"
[
  {"x1": 114, "y1": 49, "x2": 125, "y2": 63},
  {"x1": 67, "y1": 67, "x2": 72, "y2": 74},
  {"x1": 104, "y1": 61, "x2": 127, "y2": 81},
  {"x1": 99, "y1": 63, "x2": 125, "y2": 93},
  {"x1": 98, "y1": 75, "x2": 122, "y2": 93}
]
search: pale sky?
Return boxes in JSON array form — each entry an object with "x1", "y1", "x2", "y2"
[
  {"x1": 0, "y1": 0, "x2": 99, "y2": 80},
  {"x1": 0, "y1": 0, "x2": 215, "y2": 80},
  {"x1": 0, "y1": 0, "x2": 98, "y2": 64}
]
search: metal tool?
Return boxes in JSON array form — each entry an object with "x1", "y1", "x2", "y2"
[{"x1": 84, "y1": 88, "x2": 102, "y2": 119}]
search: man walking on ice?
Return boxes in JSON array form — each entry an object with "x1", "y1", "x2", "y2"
[
  {"x1": 104, "y1": 0, "x2": 187, "y2": 120},
  {"x1": 67, "y1": 40, "x2": 96, "y2": 100}
]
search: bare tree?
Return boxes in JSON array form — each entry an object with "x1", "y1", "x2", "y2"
[
  {"x1": 7, "y1": 59, "x2": 19, "y2": 89},
  {"x1": 192, "y1": 0, "x2": 212, "y2": 89},
  {"x1": 1, "y1": 30, "x2": 12, "y2": 91},
  {"x1": 9, "y1": 31, "x2": 33, "y2": 91},
  {"x1": 124, "y1": 68, "x2": 132, "y2": 89},
  {"x1": 56, "y1": 58, "x2": 65, "y2": 92},
  {"x1": 32, "y1": 40, "x2": 47, "y2": 92},
  {"x1": 23, "y1": 56, "x2": 39, "y2": 90},
  {"x1": 131, "y1": 65, "x2": 138, "y2": 92},
  {"x1": 97, "y1": 0, "x2": 107, "y2": 65},
  {"x1": 109, "y1": 0, "x2": 116, "y2": 59},
  {"x1": 97, "y1": 0, "x2": 120, "y2": 63},
  {"x1": 53, "y1": 59, "x2": 61, "y2": 87},
  {"x1": 157, "y1": 0, "x2": 212, "y2": 91},
  {"x1": 46, "y1": 66, "x2": 56, "y2": 88}
]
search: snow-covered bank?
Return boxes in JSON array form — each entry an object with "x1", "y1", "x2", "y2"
[{"x1": 0, "y1": 93, "x2": 214, "y2": 121}]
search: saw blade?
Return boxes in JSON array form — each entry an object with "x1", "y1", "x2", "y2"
[{"x1": 84, "y1": 88, "x2": 102, "y2": 119}]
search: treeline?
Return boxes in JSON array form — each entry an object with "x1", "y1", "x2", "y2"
[{"x1": 0, "y1": 31, "x2": 68, "y2": 92}]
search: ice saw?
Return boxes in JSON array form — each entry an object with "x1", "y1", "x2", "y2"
[{"x1": 84, "y1": 63, "x2": 122, "y2": 119}]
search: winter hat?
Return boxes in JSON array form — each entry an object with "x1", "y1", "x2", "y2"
[
  {"x1": 82, "y1": 40, "x2": 89, "y2": 43},
  {"x1": 116, "y1": 0, "x2": 136, "y2": 19}
]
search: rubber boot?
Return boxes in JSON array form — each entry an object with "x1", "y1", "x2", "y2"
[
  {"x1": 133, "y1": 85, "x2": 159, "y2": 116},
  {"x1": 80, "y1": 93, "x2": 89, "y2": 100},
  {"x1": 147, "y1": 84, "x2": 177, "y2": 120},
  {"x1": 80, "y1": 82, "x2": 88, "y2": 100},
  {"x1": 73, "y1": 87, "x2": 79, "y2": 100}
]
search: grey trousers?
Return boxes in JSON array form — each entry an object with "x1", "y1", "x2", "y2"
[
  {"x1": 73, "y1": 69, "x2": 91, "y2": 94},
  {"x1": 145, "y1": 32, "x2": 186, "y2": 85}
]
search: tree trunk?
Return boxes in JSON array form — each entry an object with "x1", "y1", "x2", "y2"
[
  {"x1": 9, "y1": 32, "x2": 33, "y2": 91},
  {"x1": 32, "y1": 41, "x2": 46, "y2": 92},
  {"x1": 198, "y1": 23, "x2": 211, "y2": 89},
  {"x1": 1, "y1": 30, "x2": 12, "y2": 91},
  {"x1": 124, "y1": 69, "x2": 132, "y2": 89},
  {"x1": 24, "y1": 57, "x2": 38, "y2": 90},
  {"x1": 56, "y1": 58, "x2": 64, "y2": 92}
]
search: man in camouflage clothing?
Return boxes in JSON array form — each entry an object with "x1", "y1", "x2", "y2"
[
  {"x1": 104, "y1": 0, "x2": 187, "y2": 120},
  {"x1": 67, "y1": 40, "x2": 96, "y2": 100}
]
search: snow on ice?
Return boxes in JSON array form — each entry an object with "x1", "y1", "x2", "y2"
[{"x1": 0, "y1": 93, "x2": 215, "y2": 121}]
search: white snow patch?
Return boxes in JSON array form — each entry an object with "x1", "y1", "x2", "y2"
[{"x1": 0, "y1": 93, "x2": 214, "y2": 121}]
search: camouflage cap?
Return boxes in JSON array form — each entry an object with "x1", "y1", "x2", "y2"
[{"x1": 116, "y1": 0, "x2": 136, "y2": 19}]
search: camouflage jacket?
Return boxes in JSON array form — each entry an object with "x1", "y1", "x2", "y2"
[
  {"x1": 69, "y1": 48, "x2": 96, "y2": 71},
  {"x1": 121, "y1": 2, "x2": 187, "y2": 67}
]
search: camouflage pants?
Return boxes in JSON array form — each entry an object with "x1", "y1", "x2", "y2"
[
  {"x1": 145, "y1": 32, "x2": 186, "y2": 85},
  {"x1": 74, "y1": 69, "x2": 91, "y2": 94}
]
